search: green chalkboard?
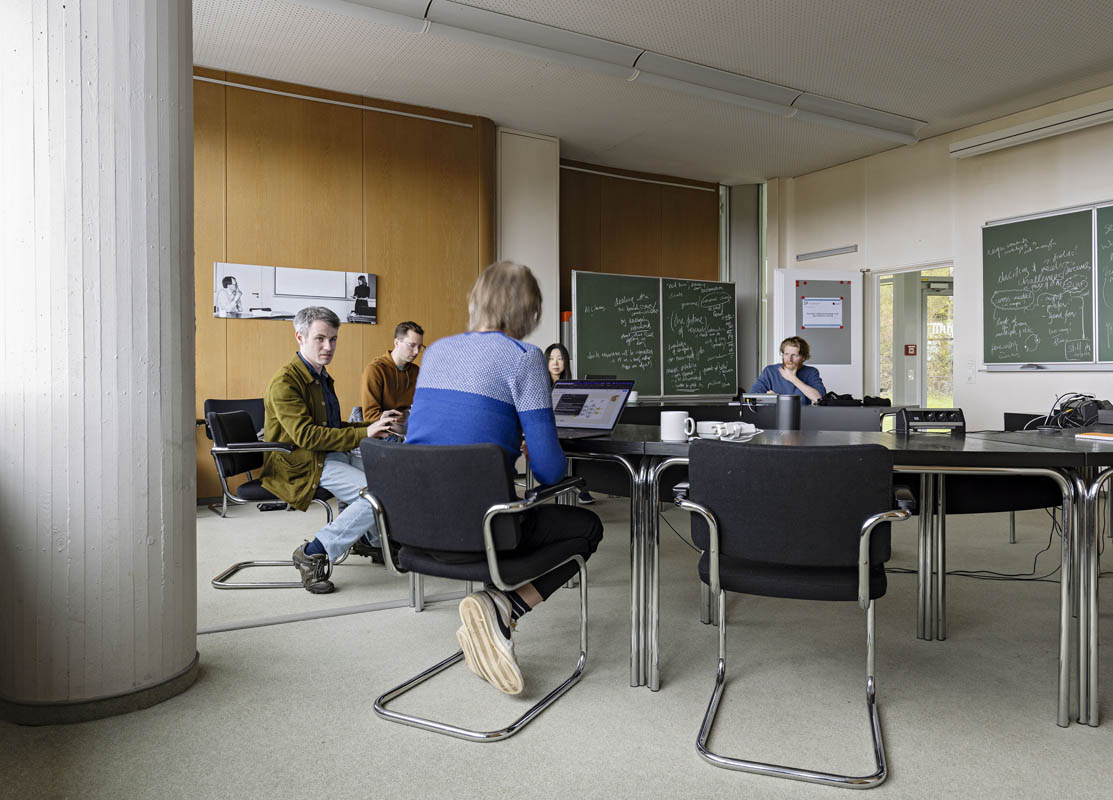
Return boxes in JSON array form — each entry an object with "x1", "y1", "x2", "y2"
[
  {"x1": 982, "y1": 210, "x2": 1093, "y2": 363},
  {"x1": 661, "y1": 278, "x2": 737, "y2": 395},
  {"x1": 573, "y1": 272, "x2": 662, "y2": 395},
  {"x1": 573, "y1": 271, "x2": 738, "y2": 397},
  {"x1": 1098, "y1": 205, "x2": 1113, "y2": 361}
]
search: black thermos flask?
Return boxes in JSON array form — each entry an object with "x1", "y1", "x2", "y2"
[{"x1": 775, "y1": 393, "x2": 801, "y2": 430}]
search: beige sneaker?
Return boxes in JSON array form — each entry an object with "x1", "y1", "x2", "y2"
[{"x1": 457, "y1": 589, "x2": 523, "y2": 695}]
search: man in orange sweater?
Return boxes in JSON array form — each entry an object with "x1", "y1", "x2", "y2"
[{"x1": 360, "y1": 320, "x2": 424, "y2": 429}]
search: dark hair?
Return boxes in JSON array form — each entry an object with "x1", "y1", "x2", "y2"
[
  {"x1": 779, "y1": 336, "x2": 811, "y2": 361},
  {"x1": 394, "y1": 321, "x2": 424, "y2": 339},
  {"x1": 221, "y1": 276, "x2": 236, "y2": 288},
  {"x1": 357, "y1": 275, "x2": 367, "y2": 284},
  {"x1": 544, "y1": 343, "x2": 570, "y2": 383}
]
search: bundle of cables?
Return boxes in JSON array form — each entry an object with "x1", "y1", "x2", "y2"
[{"x1": 1023, "y1": 392, "x2": 1098, "y2": 429}]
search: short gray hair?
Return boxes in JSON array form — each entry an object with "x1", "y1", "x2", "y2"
[
  {"x1": 294, "y1": 306, "x2": 341, "y2": 336},
  {"x1": 467, "y1": 261, "x2": 542, "y2": 340}
]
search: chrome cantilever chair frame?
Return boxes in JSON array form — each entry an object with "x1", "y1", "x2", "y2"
[
  {"x1": 361, "y1": 476, "x2": 588, "y2": 743},
  {"x1": 676, "y1": 495, "x2": 909, "y2": 789},
  {"x1": 206, "y1": 410, "x2": 340, "y2": 589}
]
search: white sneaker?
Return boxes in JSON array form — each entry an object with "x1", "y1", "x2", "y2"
[{"x1": 457, "y1": 589, "x2": 523, "y2": 695}]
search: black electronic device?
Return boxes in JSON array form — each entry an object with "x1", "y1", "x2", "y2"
[{"x1": 895, "y1": 407, "x2": 966, "y2": 434}]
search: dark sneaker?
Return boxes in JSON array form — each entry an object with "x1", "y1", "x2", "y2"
[
  {"x1": 292, "y1": 543, "x2": 334, "y2": 594},
  {"x1": 349, "y1": 536, "x2": 385, "y2": 563},
  {"x1": 456, "y1": 589, "x2": 522, "y2": 695},
  {"x1": 577, "y1": 490, "x2": 595, "y2": 505}
]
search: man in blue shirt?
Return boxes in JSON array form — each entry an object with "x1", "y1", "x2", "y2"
[{"x1": 750, "y1": 336, "x2": 826, "y2": 405}]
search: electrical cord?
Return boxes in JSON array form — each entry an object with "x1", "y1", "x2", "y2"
[
  {"x1": 658, "y1": 506, "x2": 702, "y2": 553},
  {"x1": 887, "y1": 507, "x2": 1062, "y2": 583}
]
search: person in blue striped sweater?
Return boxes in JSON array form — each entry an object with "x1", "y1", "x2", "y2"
[{"x1": 406, "y1": 262, "x2": 604, "y2": 695}]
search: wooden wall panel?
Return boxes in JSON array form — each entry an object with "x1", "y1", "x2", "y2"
[
  {"x1": 362, "y1": 111, "x2": 479, "y2": 362},
  {"x1": 601, "y1": 177, "x2": 663, "y2": 276},
  {"x1": 558, "y1": 168, "x2": 601, "y2": 311},
  {"x1": 558, "y1": 161, "x2": 719, "y2": 312},
  {"x1": 660, "y1": 184, "x2": 720, "y2": 279},
  {"x1": 193, "y1": 72, "x2": 227, "y2": 497},
  {"x1": 192, "y1": 70, "x2": 494, "y2": 497}
]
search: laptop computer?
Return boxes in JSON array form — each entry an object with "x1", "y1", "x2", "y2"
[{"x1": 552, "y1": 379, "x2": 635, "y2": 439}]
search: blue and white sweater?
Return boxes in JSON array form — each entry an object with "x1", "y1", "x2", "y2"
[{"x1": 405, "y1": 331, "x2": 567, "y2": 485}]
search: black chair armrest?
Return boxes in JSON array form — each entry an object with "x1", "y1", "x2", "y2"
[
  {"x1": 521, "y1": 476, "x2": 586, "y2": 506},
  {"x1": 672, "y1": 481, "x2": 690, "y2": 502},
  {"x1": 894, "y1": 485, "x2": 916, "y2": 512},
  {"x1": 211, "y1": 441, "x2": 296, "y2": 455}
]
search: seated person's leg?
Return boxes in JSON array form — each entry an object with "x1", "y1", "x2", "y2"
[
  {"x1": 456, "y1": 505, "x2": 603, "y2": 694},
  {"x1": 294, "y1": 454, "x2": 381, "y2": 592}
]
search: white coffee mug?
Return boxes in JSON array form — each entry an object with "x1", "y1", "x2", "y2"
[{"x1": 660, "y1": 411, "x2": 688, "y2": 441}]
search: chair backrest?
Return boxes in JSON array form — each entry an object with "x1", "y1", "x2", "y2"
[
  {"x1": 688, "y1": 441, "x2": 894, "y2": 568},
  {"x1": 207, "y1": 410, "x2": 265, "y2": 478},
  {"x1": 359, "y1": 439, "x2": 522, "y2": 553},
  {"x1": 203, "y1": 398, "x2": 265, "y2": 440}
]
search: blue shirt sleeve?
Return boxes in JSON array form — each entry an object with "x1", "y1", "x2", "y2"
[
  {"x1": 750, "y1": 365, "x2": 775, "y2": 394},
  {"x1": 512, "y1": 347, "x2": 567, "y2": 485},
  {"x1": 800, "y1": 365, "x2": 826, "y2": 398}
]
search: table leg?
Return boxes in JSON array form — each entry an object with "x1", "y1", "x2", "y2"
[
  {"x1": 1084, "y1": 469, "x2": 1111, "y2": 726},
  {"x1": 631, "y1": 459, "x2": 648, "y2": 687},
  {"x1": 935, "y1": 475, "x2": 947, "y2": 641},
  {"x1": 917, "y1": 473, "x2": 934, "y2": 640},
  {"x1": 1056, "y1": 475, "x2": 1074, "y2": 728},
  {"x1": 646, "y1": 457, "x2": 687, "y2": 693}
]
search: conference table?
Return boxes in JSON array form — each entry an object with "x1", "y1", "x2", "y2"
[{"x1": 561, "y1": 424, "x2": 1109, "y2": 727}]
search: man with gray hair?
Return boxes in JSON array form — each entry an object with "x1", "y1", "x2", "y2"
[{"x1": 260, "y1": 306, "x2": 401, "y2": 593}]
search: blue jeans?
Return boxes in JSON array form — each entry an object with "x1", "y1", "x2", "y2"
[{"x1": 315, "y1": 451, "x2": 380, "y2": 562}]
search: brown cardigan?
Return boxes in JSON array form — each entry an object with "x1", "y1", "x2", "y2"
[{"x1": 360, "y1": 350, "x2": 419, "y2": 423}]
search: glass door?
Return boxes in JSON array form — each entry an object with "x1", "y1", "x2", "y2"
[{"x1": 921, "y1": 271, "x2": 953, "y2": 407}]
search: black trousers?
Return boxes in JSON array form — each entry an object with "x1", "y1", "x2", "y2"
[{"x1": 518, "y1": 504, "x2": 604, "y2": 600}]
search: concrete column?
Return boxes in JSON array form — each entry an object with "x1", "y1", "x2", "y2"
[{"x1": 0, "y1": 0, "x2": 197, "y2": 724}]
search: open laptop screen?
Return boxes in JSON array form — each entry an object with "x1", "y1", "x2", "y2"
[{"x1": 552, "y1": 379, "x2": 634, "y2": 431}]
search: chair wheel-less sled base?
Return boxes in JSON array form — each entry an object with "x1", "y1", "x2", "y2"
[
  {"x1": 360, "y1": 439, "x2": 591, "y2": 743},
  {"x1": 373, "y1": 558, "x2": 586, "y2": 743}
]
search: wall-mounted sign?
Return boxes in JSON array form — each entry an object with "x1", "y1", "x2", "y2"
[
  {"x1": 800, "y1": 296, "x2": 843, "y2": 328},
  {"x1": 905, "y1": 344, "x2": 917, "y2": 356},
  {"x1": 213, "y1": 262, "x2": 376, "y2": 324}
]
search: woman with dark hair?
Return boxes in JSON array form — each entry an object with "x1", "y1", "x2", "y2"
[
  {"x1": 543, "y1": 342, "x2": 594, "y2": 505},
  {"x1": 543, "y1": 342, "x2": 570, "y2": 383}
]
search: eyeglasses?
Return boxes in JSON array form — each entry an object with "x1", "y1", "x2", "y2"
[{"x1": 398, "y1": 339, "x2": 425, "y2": 351}]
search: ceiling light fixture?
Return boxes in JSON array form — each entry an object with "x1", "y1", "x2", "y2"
[{"x1": 310, "y1": 0, "x2": 925, "y2": 144}]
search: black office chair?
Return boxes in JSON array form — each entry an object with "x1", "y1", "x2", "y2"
[
  {"x1": 358, "y1": 438, "x2": 589, "y2": 742},
  {"x1": 203, "y1": 398, "x2": 266, "y2": 517},
  {"x1": 206, "y1": 409, "x2": 335, "y2": 589},
  {"x1": 675, "y1": 441, "x2": 910, "y2": 788}
]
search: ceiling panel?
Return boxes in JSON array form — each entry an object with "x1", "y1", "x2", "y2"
[{"x1": 193, "y1": 0, "x2": 1113, "y2": 183}]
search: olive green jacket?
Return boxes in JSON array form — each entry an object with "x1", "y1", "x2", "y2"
[{"x1": 260, "y1": 354, "x2": 369, "y2": 511}]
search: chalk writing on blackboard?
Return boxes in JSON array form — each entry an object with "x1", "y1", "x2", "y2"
[{"x1": 984, "y1": 214, "x2": 1093, "y2": 362}]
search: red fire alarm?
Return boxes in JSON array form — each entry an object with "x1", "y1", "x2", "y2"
[{"x1": 905, "y1": 344, "x2": 917, "y2": 356}]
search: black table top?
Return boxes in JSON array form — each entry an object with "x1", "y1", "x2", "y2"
[
  {"x1": 966, "y1": 427, "x2": 1113, "y2": 466},
  {"x1": 560, "y1": 425, "x2": 1088, "y2": 469}
]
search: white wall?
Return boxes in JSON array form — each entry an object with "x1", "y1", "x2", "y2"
[
  {"x1": 496, "y1": 128, "x2": 560, "y2": 350},
  {"x1": 767, "y1": 85, "x2": 1113, "y2": 429}
]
